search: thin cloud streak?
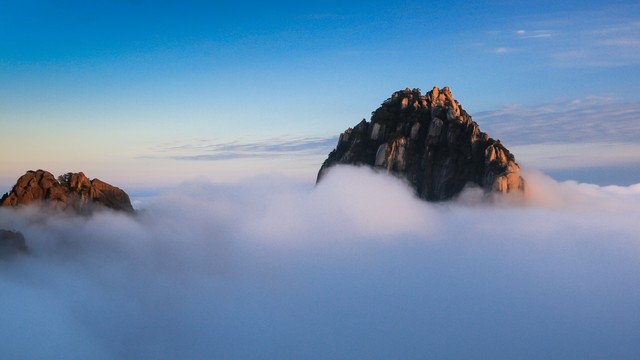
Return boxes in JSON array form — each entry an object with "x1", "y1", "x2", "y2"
[
  {"x1": 483, "y1": 6, "x2": 640, "y2": 67},
  {"x1": 512, "y1": 142, "x2": 640, "y2": 170},
  {"x1": 151, "y1": 135, "x2": 338, "y2": 161},
  {"x1": 475, "y1": 97, "x2": 640, "y2": 145},
  {"x1": 515, "y1": 29, "x2": 553, "y2": 39},
  {"x1": 493, "y1": 47, "x2": 512, "y2": 54}
]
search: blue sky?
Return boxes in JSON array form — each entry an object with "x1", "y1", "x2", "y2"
[{"x1": 1, "y1": 0, "x2": 639, "y2": 189}]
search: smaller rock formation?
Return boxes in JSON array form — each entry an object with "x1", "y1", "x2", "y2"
[
  {"x1": 0, "y1": 230, "x2": 29, "y2": 258},
  {"x1": 317, "y1": 87, "x2": 525, "y2": 201},
  {"x1": 1, "y1": 170, "x2": 134, "y2": 213}
]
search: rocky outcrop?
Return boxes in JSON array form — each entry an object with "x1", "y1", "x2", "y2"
[
  {"x1": 0, "y1": 230, "x2": 29, "y2": 258},
  {"x1": 317, "y1": 87, "x2": 525, "y2": 201},
  {"x1": 1, "y1": 170, "x2": 134, "y2": 213}
]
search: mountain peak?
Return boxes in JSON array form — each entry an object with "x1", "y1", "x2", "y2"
[
  {"x1": 1, "y1": 169, "x2": 134, "y2": 213},
  {"x1": 317, "y1": 86, "x2": 525, "y2": 201}
]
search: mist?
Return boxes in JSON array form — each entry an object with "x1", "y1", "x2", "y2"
[{"x1": 1, "y1": 166, "x2": 640, "y2": 359}]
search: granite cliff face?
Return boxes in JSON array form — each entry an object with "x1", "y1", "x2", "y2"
[
  {"x1": 1, "y1": 170, "x2": 134, "y2": 213},
  {"x1": 317, "y1": 87, "x2": 525, "y2": 201}
]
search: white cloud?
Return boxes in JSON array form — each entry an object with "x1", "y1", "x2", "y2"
[
  {"x1": 493, "y1": 47, "x2": 512, "y2": 54},
  {"x1": 1, "y1": 166, "x2": 640, "y2": 358},
  {"x1": 514, "y1": 29, "x2": 553, "y2": 39}
]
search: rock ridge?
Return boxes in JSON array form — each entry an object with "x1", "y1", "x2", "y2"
[
  {"x1": 1, "y1": 170, "x2": 134, "y2": 213},
  {"x1": 317, "y1": 86, "x2": 525, "y2": 201}
]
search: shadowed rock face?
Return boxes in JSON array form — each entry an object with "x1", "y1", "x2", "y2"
[
  {"x1": 0, "y1": 230, "x2": 28, "y2": 258},
  {"x1": 0, "y1": 170, "x2": 134, "y2": 213},
  {"x1": 317, "y1": 87, "x2": 525, "y2": 201}
]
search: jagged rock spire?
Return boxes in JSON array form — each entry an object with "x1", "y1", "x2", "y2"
[{"x1": 317, "y1": 86, "x2": 525, "y2": 201}]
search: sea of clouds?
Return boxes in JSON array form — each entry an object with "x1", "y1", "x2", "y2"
[{"x1": 1, "y1": 166, "x2": 640, "y2": 359}]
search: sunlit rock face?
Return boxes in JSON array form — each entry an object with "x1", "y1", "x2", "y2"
[
  {"x1": 0, "y1": 170, "x2": 134, "y2": 213},
  {"x1": 317, "y1": 87, "x2": 525, "y2": 201}
]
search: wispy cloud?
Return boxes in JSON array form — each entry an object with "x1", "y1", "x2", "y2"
[
  {"x1": 514, "y1": 29, "x2": 553, "y2": 39},
  {"x1": 492, "y1": 47, "x2": 512, "y2": 54},
  {"x1": 483, "y1": 6, "x2": 640, "y2": 67},
  {"x1": 512, "y1": 142, "x2": 640, "y2": 171},
  {"x1": 475, "y1": 97, "x2": 640, "y2": 145},
  {"x1": 548, "y1": 20, "x2": 640, "y2": 67},
  {"x1": 151, "y1": 135, "x2": 338, "y2": 161},
  {"x1": 483, "y1": 28, "x2": 554, "y2": 56}
]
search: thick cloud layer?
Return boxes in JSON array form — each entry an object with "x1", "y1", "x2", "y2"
[{"x1": 1, "y1": 166, "x2": 640, "y2": 359}]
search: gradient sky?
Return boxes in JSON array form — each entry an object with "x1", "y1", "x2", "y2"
[
  {"x1": 1, "y1": 0, "x2": 639, "y2": 190},
  {"x1": 2, "y1": 4, "x2": 640, "y2": 356}
]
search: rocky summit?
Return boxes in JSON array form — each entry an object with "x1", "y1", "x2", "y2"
[
  {"x1": 1, "y1": 170, "x2": 134, "y2": 213},
  {"x1": 317, "y1": 87, "x2": 525, "y2": 201}
]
